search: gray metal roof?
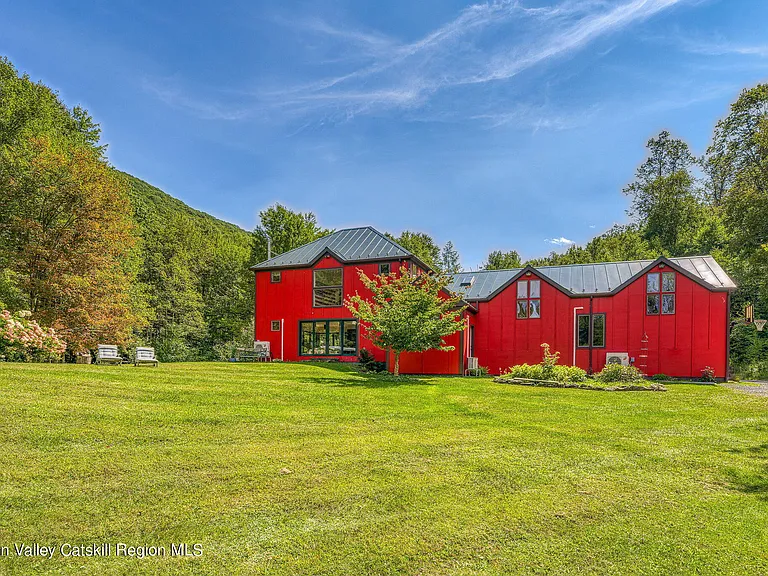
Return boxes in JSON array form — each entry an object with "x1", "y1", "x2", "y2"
[
  {"x1": 448, "y1": 256, "x2": 736, "y2": 300},
  {"x1": 251, "y1": 227, "x2": 411, "y2": 269}
]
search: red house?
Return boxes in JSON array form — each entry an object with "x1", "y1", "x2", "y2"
[{"x1": 252, "y1": 227, "x2": 736, "y2": 379}]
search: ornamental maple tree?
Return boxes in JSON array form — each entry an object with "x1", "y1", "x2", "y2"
[{"x1": 345, "y1": 265, "x2": 466, "y2": 376}]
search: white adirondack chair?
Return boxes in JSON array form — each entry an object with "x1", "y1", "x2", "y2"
[
  {"x1": 134, "y1": 347, "x2": 159, "y2": 367},
  {"x1": 96, "y1": 345, "x2": 123, "y2": 365}
]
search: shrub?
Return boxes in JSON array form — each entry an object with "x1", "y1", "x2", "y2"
[
  {"x1": 503, "y1": 345, "x2": 587, "y2": 383},
  {"x1": 504, "y1": 363, "x2": 545, "y2": 380},
  {"x1": 595, "y1": 363, "x2": 644, "y2": 383},
  {"x1": 358, "y1": 348, "x2": 386, "y2": 373},
  {"x1": 700, "y1": 366, "x2": 716, "y2": 383},
  {"x1": 0, "y1": 310, "x2": 67, "y2": 362},
  {"x1": 551, "y1": 365, "x2": 588, "y2": 383},
  {"x1": 650, "y1": 373, "x2": 669, "y2": 381}
]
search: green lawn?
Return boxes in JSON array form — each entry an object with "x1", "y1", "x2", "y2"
[{"x1": 0, "y1": 362, "x2": 766, "y2": 575}]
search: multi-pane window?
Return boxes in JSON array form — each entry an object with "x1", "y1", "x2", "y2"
[
  {"x1": 270, "y1": 271, "x2": 281, "y2": 283},
  {"x1": 516, "y1": 280, "x2": 541, "y2": 319},
  {"x1": 379, "y1": 263, "x2": 391, "y2": 275},
  {"x1": 647, "y1": 271, "x2": 675, "y2": 315},
  {"x1": 313, "y1": 268, "x2": 343, "y2": 307},
  {"x1": 577, "y1": 314, "x2": 606, "y2": 348},
  {"x1": 299, "y1": 319, "x2": 358, "y2": 356},
  {"x1": 271, "y1": 320, "x2": 280, "y2": 331}
]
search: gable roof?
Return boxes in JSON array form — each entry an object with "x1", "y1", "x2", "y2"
[
  {"x1": 448, "y1": 256, "x2": 736, "y2": 301},
  {"x1": 251, "y1": 226, "x2": 412, "y2": 270}
]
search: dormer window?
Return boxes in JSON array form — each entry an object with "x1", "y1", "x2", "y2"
[
  {"x1": 516, "y1": 279, "x2": 541, "y2": 319},
  {"x1": 460, "y1": 276, "x2": 475, "y2": 287}
]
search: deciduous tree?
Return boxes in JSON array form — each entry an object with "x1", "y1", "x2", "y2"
[
  {"x1": 346, "y1": 266, "x2": 466, "y2": 376},
  {"x1": 483, "y1": 249, "x2": 522, "y2": 270},
  {"x1": 0, "y1": 136, "x2": 137, "y2": 350}
]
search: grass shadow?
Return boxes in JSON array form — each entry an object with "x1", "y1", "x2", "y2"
[
  {"x1": 724, "y1": 442, "x2": 768, "y2": 500},
  {"x1": 297, "y1": 361, "x2": 434, "y2": 388}
]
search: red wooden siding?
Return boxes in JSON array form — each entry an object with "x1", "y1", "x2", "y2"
[
  {"x1": 471, "y1": 266, "x2": 728, "y2": 378},
  {"x1": 255, "y1": 258, "x2": 730, "y2": 379},
  {"x1": 255, "y1": 256, "x2": 464, "y2": 374}
]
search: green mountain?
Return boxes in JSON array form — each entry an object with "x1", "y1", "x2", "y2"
[
  {"x1": 120, "y1": 172, "x2": 251, "y2": 247},
  {"x1": 117, "y1": 172, "x2": 255, "y2": 362}
]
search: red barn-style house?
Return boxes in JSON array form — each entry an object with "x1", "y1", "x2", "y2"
[{"x1": 252, "y1": 227, "x2": 736, "y2": 379}]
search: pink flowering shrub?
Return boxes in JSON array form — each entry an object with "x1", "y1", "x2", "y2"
[{"x1": 0, "y1": 310, "x2": 67, "y2": 362}]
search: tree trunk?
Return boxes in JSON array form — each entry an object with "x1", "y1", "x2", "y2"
[{"x1": 394, "y1": 351, "x2": 400, "y2": 377}]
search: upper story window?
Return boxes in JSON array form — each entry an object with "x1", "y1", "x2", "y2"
[
  {"x1": 379, "y1": 263, "x2": 391, "y2": 275},
  {"x1": 313, "y1": 268, "x2": 343, "y2": 307},
  {"x1": 270, "y1": 271, "x2": 281, "y2": 283},
  {"x1": 647, "y1": 271, "x2": 675, "y2": 315},
  {"x1": 516, "y1": 279, "x2": 541, "y2": 319}
]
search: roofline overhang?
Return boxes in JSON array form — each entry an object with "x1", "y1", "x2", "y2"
[
  {"x1": 250, "y1": 250, "x2": 413, "y2": 272},
  {"x1": 460, "y1": 256, "x2": 736, "y2": 303}
]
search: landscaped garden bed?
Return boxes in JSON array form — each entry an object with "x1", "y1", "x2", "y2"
[
  {"x1": 495, "y1": 343, "x2": 667, "y2": 391},
  {"x1": 493, "y1": 375, "x2": 667, "y2": 392}
]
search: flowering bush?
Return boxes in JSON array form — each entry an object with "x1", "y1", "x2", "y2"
[
  {"x1": 0, "y1": 310, "x2": 67, "y2": 362},
  {"x1": 700, "y1": 366, "x2": 716, "y2": 383}
]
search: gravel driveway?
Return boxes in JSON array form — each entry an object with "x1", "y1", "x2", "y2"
[{"x1": 722, "y1": 381, "x2": 768, "y2": 397}]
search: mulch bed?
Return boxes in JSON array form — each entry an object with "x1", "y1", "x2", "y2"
[{"x1": 493, "y1": 377, "x2": 667, "y2": 392}]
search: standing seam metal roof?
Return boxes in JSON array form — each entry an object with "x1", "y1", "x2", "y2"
[
  {"x1": 251, "y1": 227, "x2": 412, "y2": 269},
  {"x1": 448, "y1": 256, "x2": 736, "y2": 299}
]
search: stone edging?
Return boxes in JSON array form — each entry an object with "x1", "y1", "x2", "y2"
[{"x1": 493, "y1": 377, "x2": 667, "y2": 392}]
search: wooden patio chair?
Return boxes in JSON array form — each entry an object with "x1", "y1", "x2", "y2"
[
  {"x1": 95, "y1": 345, "x2": 123, "y2": 365},
  {"x1": 134, "y1": 347, "x2": 159, "y2": 367}
]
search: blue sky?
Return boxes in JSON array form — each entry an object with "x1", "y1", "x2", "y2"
[{"x1": 2, "y1": 0, "x2": 768, "y2": 268}]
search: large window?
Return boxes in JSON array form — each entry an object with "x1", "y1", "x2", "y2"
[
  {"x1": 516, "y1": 279, "x2": 541, "y2": 319},
  {"x1": 577, "y1": 314, "x2": 606, "y2": 348},
  {"x1": 299, "y1": 319, "x2": 358, "y2": 356},
  {"x1": 647, "y1": 271, "x2": 675, "y2": 315},
  {"x1": 313, "y1": 268, "x2": 343, "y2": 307}
]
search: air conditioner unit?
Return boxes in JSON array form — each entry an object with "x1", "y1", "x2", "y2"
[{"x1": 605, "y1": 352, "x2": 630, "y2": 366}]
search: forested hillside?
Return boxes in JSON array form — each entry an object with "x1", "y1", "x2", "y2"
[
  {"x1": 120, "y1": 173, "x2": 254, "y2": 361},
  {"x1": 0, "y1": 57, "x2": 255, "y2": 361}
]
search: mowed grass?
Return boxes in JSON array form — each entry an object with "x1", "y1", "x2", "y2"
[{"x1": 0, "y1": 363, "x2": 767, "y2": 575}]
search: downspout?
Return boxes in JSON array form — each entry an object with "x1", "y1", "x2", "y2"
[
  {"x1": 253, "y1": 271, "x2": 258, "y2": 342},
  {"x1": 726, "y1": 291, "x2": 731, "y2": 381},
  {"x1": 588, "y1": 296, "x2": 594, "y2": 375},
  {"x1": 573, "y1": 306, "x2": 584, "y2": 366}
]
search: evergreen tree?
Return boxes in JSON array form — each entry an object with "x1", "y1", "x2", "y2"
[{"x1": 438, "y1": 241, "x2": 462, "y2": 274}]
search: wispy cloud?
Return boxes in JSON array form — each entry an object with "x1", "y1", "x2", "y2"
[
  {"x1": 147, "y1": 0, "x2": 688, "y2": 125},
  {"x1": 545, "y1": 237, "x2": 576, "y2": 246},
  {"x1": 259, "y1": 0, "x2": 685, "y2": 119},
  {"x1": 680, "y1": 37, "x2": 768, "y2": 58},
  {"x1": 142, "y1": 78, "x2": 249, "y2": 121}
]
